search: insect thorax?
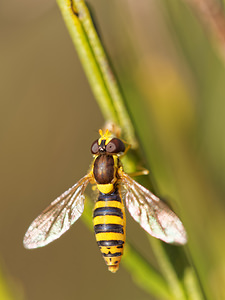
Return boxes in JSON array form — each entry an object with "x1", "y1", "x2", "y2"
[{"x1": 93, "y1": 154, "x2": 119, "y2": 194}]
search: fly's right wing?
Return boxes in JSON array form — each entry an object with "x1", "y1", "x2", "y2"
[
  {"x1": 23, "y1": 174, "x2": 91, "y2": 249},
  {"x1": 120, "y1": 172, "x2": 187, "y2": 245}
]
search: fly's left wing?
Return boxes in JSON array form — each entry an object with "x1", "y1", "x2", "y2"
[
  {"x1": 120, "y1": 172, "x2": 187, "y2": 245},
  {"x1": 23, "y1": 174, "x2": 91, "y2": 249}
]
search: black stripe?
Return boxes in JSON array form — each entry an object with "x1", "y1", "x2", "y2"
[
  {"x1": 97, "y1": 240, "x2": 124, "y2": 247},
  {"x1": 99, "y1": 140, "x2": 106, "y2": 148},
  {"x1": 94, "y1": 224, "x2": 124, "y2": 234},
  {"x1": 102, "y1": 252, "x2": 121, "y2": 257},
  {"x1": 93, "y1": 207, "x2": 123, "y2": 219},
  {"x1": 97, "y1": 191, "x2": 121, "y2": 202}
]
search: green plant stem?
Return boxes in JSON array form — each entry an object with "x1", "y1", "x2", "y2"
[
  {"x1": 56, "y1": 1, "x2": 205, "y2": 300},
  {"x1": 56, "y1": 0, "x2": 118, "y2": 123},
  {"x1": 150, "y1": 238, "x2": 186, "y2": 300},
  {"x1": 0, "y1": 266, "x2": 18, "y2": 300},
  {"x1": 73, "y1": 0, "x2": 137, "y2": 147},
  {"x1": 56, "y1": 0, "x2": 137, "y2": 146}
]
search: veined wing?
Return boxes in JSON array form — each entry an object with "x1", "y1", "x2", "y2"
[
  {"x1": 23, "y1": 174, "x2": 91, "y2": 249},
  {"x1": 120, "y1": 172, "x2": 187, "y2": 245}
]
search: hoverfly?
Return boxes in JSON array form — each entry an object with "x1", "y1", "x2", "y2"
[{"x1": 23, "y1": 129, "x2": 187, "y2": 273}]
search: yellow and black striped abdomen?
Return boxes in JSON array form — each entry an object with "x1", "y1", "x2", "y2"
[{"x1": 93, "y1": 189, "x2": 126, "y2": 273}]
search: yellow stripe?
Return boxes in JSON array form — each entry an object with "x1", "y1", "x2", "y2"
[
  {"x1": 94, "y1": 201, "x2": 123, "y2": 209},
  {"x1": 93, "y1": 215, "x2": 124, "y2": 226},
  {"x1": 95, "y1": 232, "x2": 124, "y2": 241}
]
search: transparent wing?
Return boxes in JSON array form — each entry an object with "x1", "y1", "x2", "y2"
[
  {"x1": 23, "y1": 174, "x2": 91, "y2": 249},
  {"x1": 121, "y1": 172, "x2": 187, "y2": 244}
]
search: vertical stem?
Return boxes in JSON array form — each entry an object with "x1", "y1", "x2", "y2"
[
  {"x1": 73, "y1": 0, "x2": 137, "y2": 146},
  {"x1": 57, "y1": 0, "x2": 118, "y2": 123}
]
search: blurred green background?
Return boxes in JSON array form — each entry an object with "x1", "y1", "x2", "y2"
[{"x1": 1, "y1": 0, "x2": 225, "y2": 299}]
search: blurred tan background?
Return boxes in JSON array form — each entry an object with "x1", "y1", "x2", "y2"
[{"x1": 1, "y1": 0, "x2": 225, "y2": 299}]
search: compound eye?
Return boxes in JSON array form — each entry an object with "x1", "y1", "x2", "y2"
[
  {"x1": 91, "y1": 140, "x2": 99, "y2": 154},
  {"x1": 106, "y1": 138, "x2": 125, "y2": 154}
]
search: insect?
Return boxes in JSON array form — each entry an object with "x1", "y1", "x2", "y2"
[{"x1": 23, "y1": 129, "x2": 187, "y2": 273}]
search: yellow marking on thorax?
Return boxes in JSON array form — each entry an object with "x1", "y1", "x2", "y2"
[{"x1": 97, "y1": 184, "x2": 114, "y2": 194}]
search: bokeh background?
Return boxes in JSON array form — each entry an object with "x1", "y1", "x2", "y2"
[{"x1": 1, "y1": 0, "x2": 225, "y2": 299}]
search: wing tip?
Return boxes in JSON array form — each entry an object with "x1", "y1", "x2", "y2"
[
  {"x1": 163, "y1": 230, "x2": 188, "y2": 245},
  {"x1": 23, "y1": 231, "x2": 47, "y2": 249},
  {"x1": 23, "y1": 238, "x2": 47, "y2": 249},
  {"x1": 23, "y1": 240, "x2": 34, "y2": 249},
  {"x1": 23, "y1": 236, "x2": 36, "y2": 249}
]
